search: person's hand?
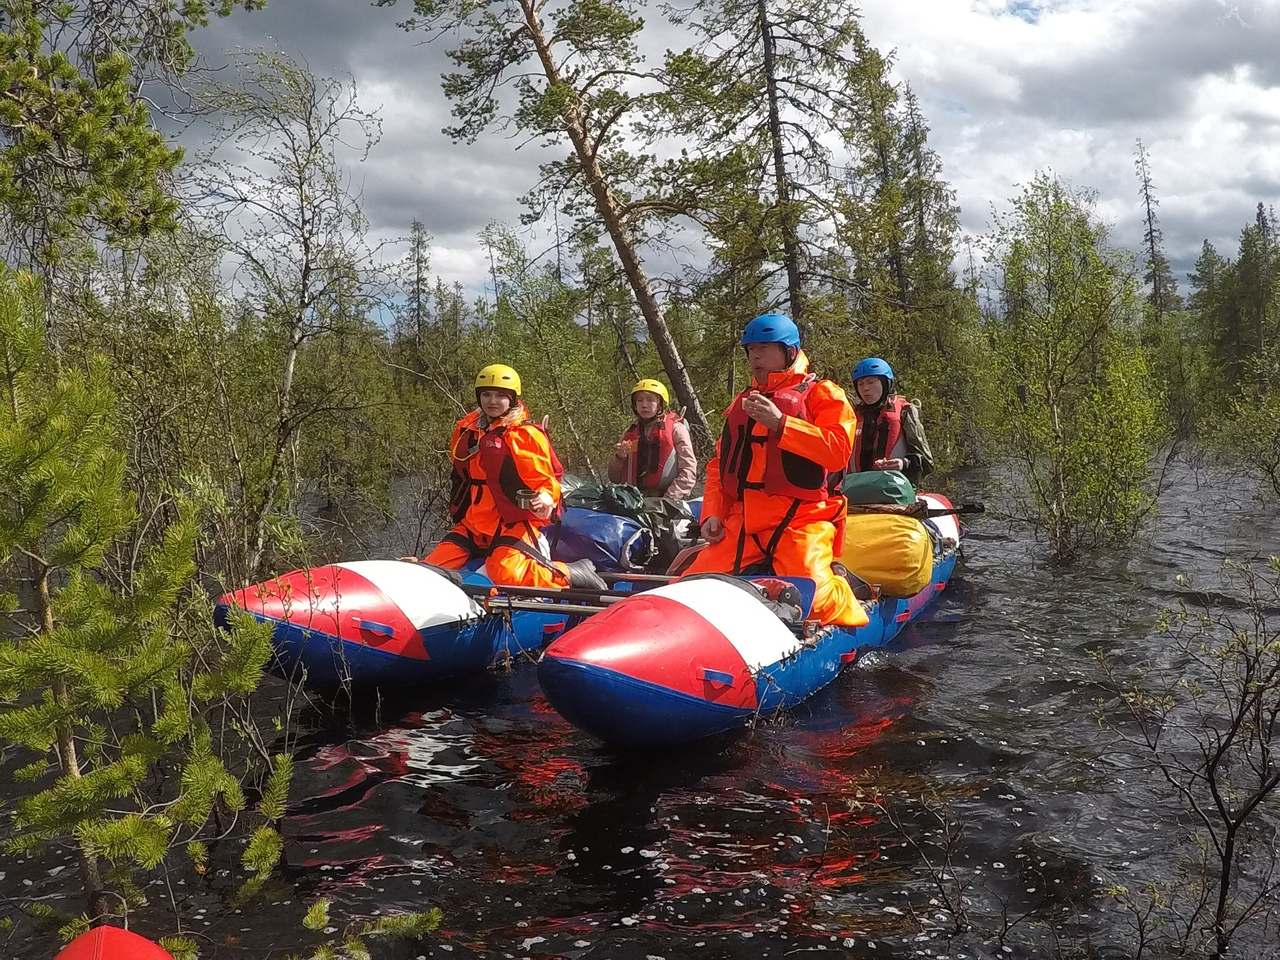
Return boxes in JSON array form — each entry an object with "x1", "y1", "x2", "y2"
[
  {"x1": 614, "y1": 440, "x2": 633, "y2": 458},
  {"x1": 873, "y1": 457, "x2": 905, "y2": 471},
  {"x1": 742, "y1": 390, "x2": 783, "y2": 430},
  {"x1": 700, "y1": 516, "x2": 726, "y2": 543},
  {"x1": 529, "y1": 490, "x2": 556, "y2": 520}
]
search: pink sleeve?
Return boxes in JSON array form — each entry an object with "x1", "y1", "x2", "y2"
[{"x1": 665, "y1": 419, "x2": 699, "y2": 501}]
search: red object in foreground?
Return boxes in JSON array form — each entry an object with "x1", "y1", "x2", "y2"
[{"x1": 54, "y1": 926, "x2": 174, "y2": 960}]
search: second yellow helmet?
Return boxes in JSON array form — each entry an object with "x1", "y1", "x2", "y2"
[
  {"x1": 475, "y1": 363, "x2": 521, "y2": 396},
  {"x1": 630, "y1": 378, "x2": 670, "y2": 405}
]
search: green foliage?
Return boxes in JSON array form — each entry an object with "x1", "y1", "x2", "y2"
[
  {"x1": 303, "y1": 899, "x2": 331, "y2": 931},
  {"x1": 55, "y1": 914, "x2": 89, "y2": 942},
  {"x1": 1213, "y1": 346, "x2": 1280, "y2": 496},
  {"x1": 259, "y1": 753, "x2": 293, "y2": 822},
  {"x1": 982, "y1": 173, "x2": 1163, "y2": 560},
  {"x1": 0, "y1": 0, "x2": 264, "y2": 286},
  {"x1": 159, "y1": 937, "x2": 200, "y2": 960},
  {"x1": 242, "y1": 825, "x2": 284, "y2": 876},
  {"x1": 0, "y1": 14, "x2": 179, "y2": 269},
  {"x1": 0, "y1": 265, "x2": 283, "y2": 920},
  {"x1": 294, "y1": 901, "x2": 442, "y2": 960},
  {"x1": 358, "y1": 911, "x2": 444, "y2": 938}
]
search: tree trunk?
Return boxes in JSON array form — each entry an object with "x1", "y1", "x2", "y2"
[
  {"x1": 36, "y1": 566, "x2": 108, "y2": 922},
  {"x1": 518, "y1": 0, "x2": 713, "y2": 449},
  {"x1": 757, "y1": 0, "x2": 805, "y2": 326}
]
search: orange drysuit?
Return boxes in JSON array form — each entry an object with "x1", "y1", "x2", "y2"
[
  {"x1": 682, "y1": 352, "x2": 866, "y2": 627},
  {"x1": 424, "y1": 405, "x2": 570, "y2": 589}
]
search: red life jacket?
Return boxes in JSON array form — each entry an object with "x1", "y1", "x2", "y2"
[
  {"x1": 622, "y1": 412, "x2": 681, "y2": 493},
  {"x1": 478, "y1": 419, "x2": 565, "y2": 524},
  {"x1": 718, "y1": 376, "x2": 829, "y2": 502},
  {"x1": 851, "y1": 396, "x2": 910, "y2": 473}
]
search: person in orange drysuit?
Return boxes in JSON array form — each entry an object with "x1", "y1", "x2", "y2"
[
  {"x1": 424, "y1": 364, "x2": 602, "y2": 589},
  {"x1": 680, "y1": 314, "x2": 866, "y2": 627}
]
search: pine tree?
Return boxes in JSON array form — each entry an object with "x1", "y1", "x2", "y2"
[
  {"x1": 0, "y1": 0, "x2": 264, "y2": 339},
  {"x1": 656, "y1": 0, "x2": 868, "y2": 326},
  {"x1": 377, "y1": 0, "x2": 714, "y2": 446},
  {"x1": 1188, "y1": 240, "x2": 1234, "y2": 376},
  {"x1": 1133, "y1": 140, "x2": 1181, "y2": 322},
  {"x1": 0, "y1": 266, "x2": 283, "y2": 923},
  {"x1": 1132, "y1": 140, "x2": 1194, "y2": 437}
]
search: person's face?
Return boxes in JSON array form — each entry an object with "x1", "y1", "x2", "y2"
[
  {"x1": 746, "y1": 342, "x2": 789, "y2": 383},
  {"x1": 479, "y1": 389, "x2": 514, "y2": 418},
  {"x1": 633, "y1": 391, "x2": 662, "y2": 419},
  {"x1": 855, "y1": 376, "x2": 885, "y2": 405}
]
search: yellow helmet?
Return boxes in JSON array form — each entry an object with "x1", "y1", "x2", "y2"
[
  {"x1": 630, "y1": 378, "x2": 670, "y2": 405},
  {"x1": 475, "y1": 363, "x2": 521, "y2": 396}
]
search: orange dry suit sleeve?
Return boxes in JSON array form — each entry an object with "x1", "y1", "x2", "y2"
[
  {"x1": 504, "y1": 421, "x2": 563, "y2": 505},
  {"x1": 776, "y1": 379, "x2": 855, "y2": 471}
]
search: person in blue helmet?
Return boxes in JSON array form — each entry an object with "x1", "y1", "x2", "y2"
[
  {"x1": 849, "y1": 357, "x2": 934, "y2": 487},
  {"x1": 679, "y1": 313, "x2": 867, "y2": 628}
]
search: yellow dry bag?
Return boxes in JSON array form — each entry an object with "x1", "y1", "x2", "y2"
[{"x1": 839, "y1": 513, "x2": 934, "y2": 598}]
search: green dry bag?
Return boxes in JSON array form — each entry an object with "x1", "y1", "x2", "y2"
[{"x1": 839, "y1": 469, "x2": 917, "y2": 506}]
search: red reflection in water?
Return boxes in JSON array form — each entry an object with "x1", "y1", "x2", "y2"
[{"x1": 281, "y1": 662, "x2": 926, "y2": 950}]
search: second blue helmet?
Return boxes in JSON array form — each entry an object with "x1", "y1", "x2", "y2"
[
  {"x1": 853, "y1": 357, "x2": 894, "y2": 383},
  {"x1": 741, "y1": 313, "x2": 801, "y2": 349}
]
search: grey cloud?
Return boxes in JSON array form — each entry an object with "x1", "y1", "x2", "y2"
[
  {"x1": 187, "y1": 0, "x2": 1280, "y2": 294},
  {"x1": 1013, "y1": 1, "x2": 1280, "y2": 126}
]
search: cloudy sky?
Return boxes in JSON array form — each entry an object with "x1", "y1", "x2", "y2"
[{"x1": 189, "y1": 0, "x2": 1280, "y2": 293}]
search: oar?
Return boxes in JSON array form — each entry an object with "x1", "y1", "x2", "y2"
[
  {"x1": 924, "y1": 502, "x2": 984, "y2": 518},
  {"x1": 482, "y1": 596, "x2": 612, "y2": 616},
  {"x1": 457, "y1": 581, "x2": 631, "y2": 604},
  {"x1": 605, "y1": 572, "x2": 676, "y2": 583}
]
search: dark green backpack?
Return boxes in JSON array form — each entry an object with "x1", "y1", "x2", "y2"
[
  {"x1": 561, "y1": 475, "x2": 649, "y2": 518},
  {"x1": 560, "y1": 474, "x2": 695, "y2": 568},
  {"x1": 839, "y1": 469, "x2": 917, "y2": 506}
]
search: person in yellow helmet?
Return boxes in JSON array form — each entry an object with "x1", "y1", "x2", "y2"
[
  {"x1": 607, "y1": 378, "x2": 698, "y2": 501},
  {"x1": 424, "y1": 364, "x2": 603, "y2": 589}
]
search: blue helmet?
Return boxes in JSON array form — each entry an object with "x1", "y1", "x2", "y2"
[
  {"x1": 741, "y1": 313, "x2": 801, "y2": 349},
  {"x1": 853, "y1": 357, "x2": 894, "y2": 383}
]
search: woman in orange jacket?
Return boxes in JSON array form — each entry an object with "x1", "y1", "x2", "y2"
[
  {"x1": 425, "y1": 364, "x2": 600, "y2": 589},
  {"x1": 680, "y1": 314, "x2": 866, "y2": 627}
]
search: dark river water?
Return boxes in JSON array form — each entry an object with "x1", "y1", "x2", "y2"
[{"x1": 6, "y1": 460, "x2": 1280, "y2": 959}]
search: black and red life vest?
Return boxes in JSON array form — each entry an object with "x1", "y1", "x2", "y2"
[
  {"x1": 478, "y1": 420, "x2": 564, "y2": 524},
  {"x1": 851, "y1": 396, "x2": 910, "y2": 473},
  {"x1": 718, "y1": 376, "x2": 830, "y2": 502},
  {"x1": 622, "y1": 412, "x2": 681, "y2": 493}
]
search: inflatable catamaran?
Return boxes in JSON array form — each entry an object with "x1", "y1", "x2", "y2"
[
  {"x1": 536, "y1": 493, "x2": 961, "y2": 748},
  {"x1": 215, "y1": 484, "x2": 968, "y2": 744},
  {"x1": 214, "y1": 560, "x2": 581, "y2": 690}
]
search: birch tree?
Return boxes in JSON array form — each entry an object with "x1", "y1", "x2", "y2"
[
  {"x1": 984, "y1": 173, "x2": 1162, "y2": 559},
  {"x1": 190, "y1": 52, "x2": 384, "y2": 580}
]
